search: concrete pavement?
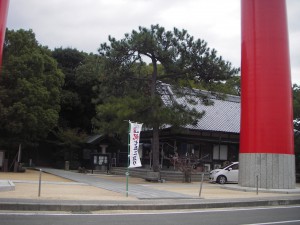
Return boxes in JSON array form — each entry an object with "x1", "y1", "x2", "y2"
[
  {"x1": 1, "y1": 168, "x2": 300, "y2": 212},
  {"x1": 38, "y1": 168, "x2": 196, "y2": 199}
]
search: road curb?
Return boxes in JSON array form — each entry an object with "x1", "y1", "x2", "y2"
[{"x1": 1, "y1": 198, "x2": 300, "y2": 212}]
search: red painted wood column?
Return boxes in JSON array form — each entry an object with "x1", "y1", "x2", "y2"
[
  {"x1": 0, "y1": 0, "x2": 9, "y2": 69},
  {"x1": 239, "y1": 0, "x2": 295, "y2": 188}
]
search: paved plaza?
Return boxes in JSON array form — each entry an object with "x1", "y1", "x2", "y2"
[{"x1": 0, "y1": 168, "x2": 300, "y2": 211}]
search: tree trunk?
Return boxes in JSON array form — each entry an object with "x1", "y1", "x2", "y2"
[
  {"x1": 150, "y1": 57, "x2": 160, "y2": 172},
  {"x1": 152, "y1": 123, "x2": 160, "y2": 172},
  {"x1": 184, "y1": 170, "x2": 192, "y2": 183},
  {"x1": 150, "y1": 57, "x2": 157, "y2": 98}
]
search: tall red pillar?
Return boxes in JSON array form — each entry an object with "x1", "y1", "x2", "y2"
[
  {"x1": 0, "y1": 0, "x2": 9, "y2": 69},
  {"x1": 239, "y1": 0, "x2": 295, "y2": 188}
]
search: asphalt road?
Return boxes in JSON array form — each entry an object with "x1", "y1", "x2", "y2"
[{"x1": 1, "y1": 206, "x2": 300, "y2": 225}]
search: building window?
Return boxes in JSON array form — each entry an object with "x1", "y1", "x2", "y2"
[
  {"x1": 213, "y1": 145, "x2": 228, "y2": 160},
  {"x1": 200, "y1": 143, "x2": 212, "y2": 162},
  {"x1": 93, "y1": 155, "x2": 108, "y2": 165}
]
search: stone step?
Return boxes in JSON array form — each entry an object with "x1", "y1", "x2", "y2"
[{"x1": 0, "y1": 180, "x2": 15, "y2": 192}]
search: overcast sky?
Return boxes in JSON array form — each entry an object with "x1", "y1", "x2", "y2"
[{"x1": 6, "y1": 0, "x2": 300, "y2": 84}]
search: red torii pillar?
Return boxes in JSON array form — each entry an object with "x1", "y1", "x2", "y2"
[
  {"x1": 0, "y1": 0, "x2": 9, "y2": 69},
  {"x1": 239, "y1": 0, "x2": 295, "y2": 189}
]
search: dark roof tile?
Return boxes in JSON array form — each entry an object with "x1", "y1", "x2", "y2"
[{"x1": 158, "y1": 82, "x2": 240, "y2": 133}]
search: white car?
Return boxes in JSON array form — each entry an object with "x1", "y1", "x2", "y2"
[{"x1": 209, "y1": 162, "x2": 239, "y2": 184}]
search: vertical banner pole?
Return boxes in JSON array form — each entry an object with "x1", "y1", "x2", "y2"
[
  {"x1": 126, "y1": 121, "x2": 130, "y2": 197},
  {"x1": 126, "y1": 120, "x2": 143, "y2": 197},
  {"x1": 256, "y1": 175, "x2": 259, "y2": 195},
  {"x1": 38, "y1": 169, "x2": 42, "y2": 197},
  {"x1": 199, "y1": 173, "x2": 204, "y2": 197}
]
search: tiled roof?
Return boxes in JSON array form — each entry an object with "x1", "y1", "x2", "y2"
[{"x1": 157, "y1": 82, "x2": 240, "y2": 133}]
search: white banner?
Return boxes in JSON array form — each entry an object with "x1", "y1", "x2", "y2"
[{"x1": 129, "y1": 121, "x2": 143, "y2": 168}]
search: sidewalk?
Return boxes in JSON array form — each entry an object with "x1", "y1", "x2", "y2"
[{"x1": 0, "y1": 168, "x2": 300, "y2": 211}]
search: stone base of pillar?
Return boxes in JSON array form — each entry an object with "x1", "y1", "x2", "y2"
[{"x1": 239, "y1": 153, "x2": 295, "y2": 189}]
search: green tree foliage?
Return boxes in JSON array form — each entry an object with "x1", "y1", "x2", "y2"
[
  {"x1": 52, "y1": 48, "x2": 101, "y2": 132},
  {"x1": 293, "y1": 84, "x2": 300, "y2": 157},
  {"x1": 0, "y1": 29, "x2": 64, "y2": 146},
  {"x1": 293, "y1": 84, "x2": 300, "y2": 126},
  {"x1": 74, "y1": 54, "x2": 102, "y2": 132},
  {"x1": 95, "y1": 25, "x2": 239, "y2": 171},
  {"x1": 49, "y1": 127, "x2": 88, "y2": 169}
]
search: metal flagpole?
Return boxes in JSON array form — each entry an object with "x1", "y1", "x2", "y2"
[
  {"x1": 126, "y1": 120, "x2": 143, "y2": 196},
  {"x1": 126, "y1": 121, "x2": 130, "y2": 197}
]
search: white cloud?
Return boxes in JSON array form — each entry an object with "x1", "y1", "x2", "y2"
[
  {"x1": 6, "y1": 0, "x2": 299, "y2": 84},
  {"x1": 287, "y1": 0, "x2": 300, "y2": 84}
]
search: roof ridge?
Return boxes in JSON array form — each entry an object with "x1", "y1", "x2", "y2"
[{"x1": 157, "y1": 81, "x2": 240, "y2": 103}]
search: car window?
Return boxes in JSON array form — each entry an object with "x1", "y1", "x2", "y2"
[{"x1": 230, "y1": 164, "x2": 239, "y2": 170}]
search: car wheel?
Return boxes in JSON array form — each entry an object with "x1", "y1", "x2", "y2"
[{"x1": 217, "y1": 175, "x2": 227, "y2": 184}]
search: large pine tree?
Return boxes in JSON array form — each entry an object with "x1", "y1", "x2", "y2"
[{"x1": 94, "y1": 25, "x2": 239, "y2": 171}]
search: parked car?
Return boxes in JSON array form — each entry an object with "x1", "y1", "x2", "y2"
[{"x1": 209, "y1": 162, "x2": 239, "y2": 184}]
